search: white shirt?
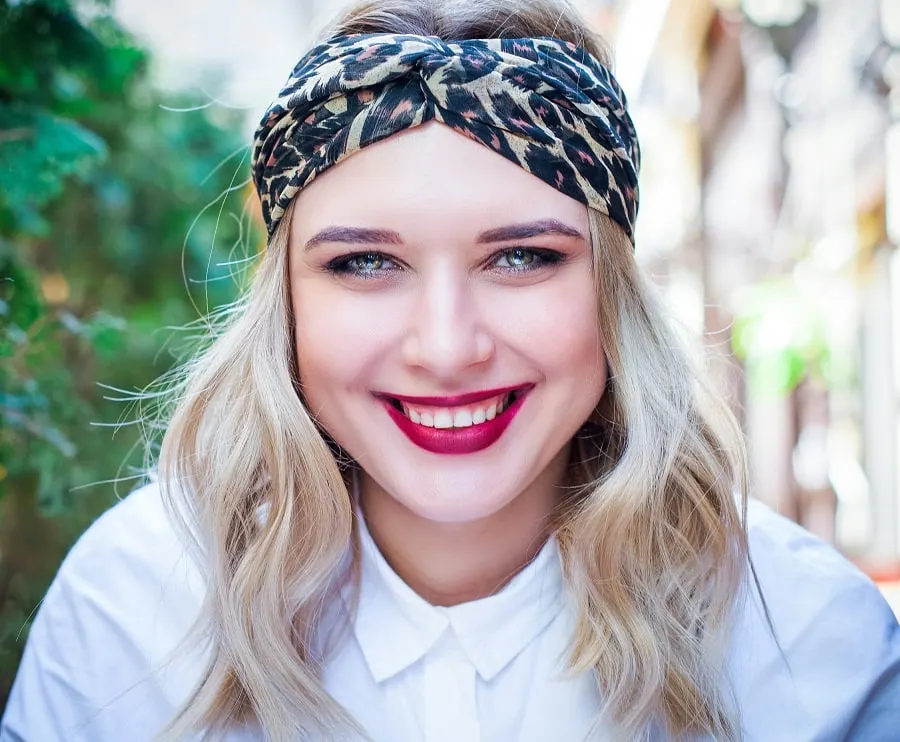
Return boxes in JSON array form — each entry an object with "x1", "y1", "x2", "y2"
[{"x1": 1, "y1": 482, "x2": 898, "y2": 741}]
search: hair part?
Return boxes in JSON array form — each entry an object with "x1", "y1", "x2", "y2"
[{"x1": 156, "y1": 2, "x2": 750, "y2": 740}]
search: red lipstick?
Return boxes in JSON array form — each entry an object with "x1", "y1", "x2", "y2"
[
  {"x1": 377, "y1": 384, "x2": 525, "y2": 407},
  {"x1": 379, "y1": 387, "x2": 530, "y2": 455}
]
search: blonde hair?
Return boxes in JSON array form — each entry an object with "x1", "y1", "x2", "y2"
[{"x1": 157, "y1": 1, "x2": 751, "y2": 740}]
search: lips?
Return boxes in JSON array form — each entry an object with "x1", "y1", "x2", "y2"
[
  {"x1": 376, "y1": 384, "x2": 533, "y2": 455},
  {"x1": 385, "y1": 384, "x2": 527, "y2": 407}
]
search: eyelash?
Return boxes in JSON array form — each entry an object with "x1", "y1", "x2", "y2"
[{"x1": 323, "y1": 247, "x2": 565, "y2": 279}]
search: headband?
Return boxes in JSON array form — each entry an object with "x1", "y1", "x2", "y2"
[{"x1": 251, "y1": 33, "x2": 641, "y2": 241}]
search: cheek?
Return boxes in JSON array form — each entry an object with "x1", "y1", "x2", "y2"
[
  {"x1": 292, "y1": 283, "x2": 399, "y2": 395},
  {"x1": 490, "y1": 276, "x2": 603, "y2": 375}
]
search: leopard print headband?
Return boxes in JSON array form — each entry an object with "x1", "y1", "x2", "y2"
[{"x1": 252, "y1": 33, "x2": 641, "y2": 242}]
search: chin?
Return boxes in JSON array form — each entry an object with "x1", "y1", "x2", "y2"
[
  {"x1": 361, "y1": 466, "x2": 509, "y2": 524},
  {"x1": 402, "y1": 497, "x2": 511, "y2": 525}
]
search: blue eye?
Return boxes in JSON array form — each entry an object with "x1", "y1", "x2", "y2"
[
  {"x1": 325, "y1": 252, "x2": 397, "y2": 278},
  {"x1": 493, "y1": 248, "x2": 562, "y2": 272}
]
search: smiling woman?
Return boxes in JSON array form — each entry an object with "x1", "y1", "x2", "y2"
[
  {"x1": 2, "y1": 1, "x2": 899, "y2": 741},
  {"x1": 290, "y1": 122, "x2": 603, "y2": 522}
]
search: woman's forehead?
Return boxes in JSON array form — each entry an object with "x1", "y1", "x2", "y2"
[{"x1": 289, "y1": 122, "x2": 590, "y2": 239}]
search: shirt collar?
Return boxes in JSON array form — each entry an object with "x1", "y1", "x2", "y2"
[{"x1": 344, "y1": 512, "x2": 564, "y2": 684}]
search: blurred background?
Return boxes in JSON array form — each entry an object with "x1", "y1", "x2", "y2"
[{"x1": 2, "y1": 0, "x2": 899, "y2": 710}]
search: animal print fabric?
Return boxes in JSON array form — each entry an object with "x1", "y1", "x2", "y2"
[{"x1": 252, "y1": 33, "x2": 641, "y2": 242}]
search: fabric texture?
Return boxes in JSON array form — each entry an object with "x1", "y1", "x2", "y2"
[{"x1": 251, "y1": 33, "x2": 640, "y2": 241}]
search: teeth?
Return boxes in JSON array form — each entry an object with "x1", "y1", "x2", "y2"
[
  {"x1": 453, "y1": 409, "x2": 473, "y2": 427},
  {"x1": 396, "y1": 391, "x2": 519, "y2": 429},
  {"x1": 434, "y1": 411, "x2": 453, "y2": 429}
]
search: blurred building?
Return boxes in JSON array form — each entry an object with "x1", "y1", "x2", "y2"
[{"x1": 620, "y1": 0, "x2": 900, "y2": 577}]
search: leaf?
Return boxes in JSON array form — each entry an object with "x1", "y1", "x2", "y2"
[
  {"x1": 0, "y1": 105, "x2": 107, "y2": 216},
  {"x1": 0, "y1": 243, "x2": 44, "y2": 331},
  {"x1": 83, "y1": 310, "x2": 126, "y2": 358}
]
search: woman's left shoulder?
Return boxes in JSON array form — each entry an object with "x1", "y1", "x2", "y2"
[
  {"x1": 743, "y1": 497, "x2": 894, "y2": 611},
  {"x1": 730, "y1": 498, "x2": 900, "y2": 741}
]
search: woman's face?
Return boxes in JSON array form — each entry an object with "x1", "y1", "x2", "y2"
[{"x1": 289, "y1": 122, "x2": 607, "y2": 523}]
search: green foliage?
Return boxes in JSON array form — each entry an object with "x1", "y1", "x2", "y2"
[
  {"x1": 0, "y1": 0, "x2": 258, "y2": 708},
  {"x1": 0, "y1": 107, "x2": 107, "y2": 230}
]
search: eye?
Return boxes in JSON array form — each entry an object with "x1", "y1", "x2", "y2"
[
  {"x1": 324, "y1": 251, "x2": 399, "y2": 279},
  {"x1": 497, "y1": 248, "x2": 535, "y2": 269},
  {"x1": 352, "y1": 253, "x2": 386, "y2": 272},
  {"x1": 492, "y1": 247, "x2": 563, "y2": 272}
]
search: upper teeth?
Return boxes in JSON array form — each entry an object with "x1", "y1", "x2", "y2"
[{"x1": 400, "y1": 392, "x2": 514, "y2": 428}]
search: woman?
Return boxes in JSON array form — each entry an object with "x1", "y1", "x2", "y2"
[{"x1": 2, "y1": 1, "x2": 898, "y2": 740}]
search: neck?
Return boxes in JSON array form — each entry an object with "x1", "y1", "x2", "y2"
[{"x1": 357, "y1": 446, "x2": 571, "y2": 606}]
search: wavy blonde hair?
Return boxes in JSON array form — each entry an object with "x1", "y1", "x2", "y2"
[{"x1": 157, "y1": 1, "x2": 752, "y2": 740}]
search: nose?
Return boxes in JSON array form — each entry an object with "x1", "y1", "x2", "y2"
[{"x1": 401, "y1": 270, "x2": 494, "y2": 379}]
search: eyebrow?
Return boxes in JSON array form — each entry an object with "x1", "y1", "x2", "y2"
[
  {"x1": 304, "y1": 226, "x2": 403, "y2": 250},
  {"x1": 303, "y1": 218, "x2": 586, "y2": 251},
  {"x1": 475, "y1": 219, "x2": 585, "y2": 243}
]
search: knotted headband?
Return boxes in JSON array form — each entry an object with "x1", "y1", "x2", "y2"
[{"x1": 252, "y1": 33, "x2": 641, "y2": 241}]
